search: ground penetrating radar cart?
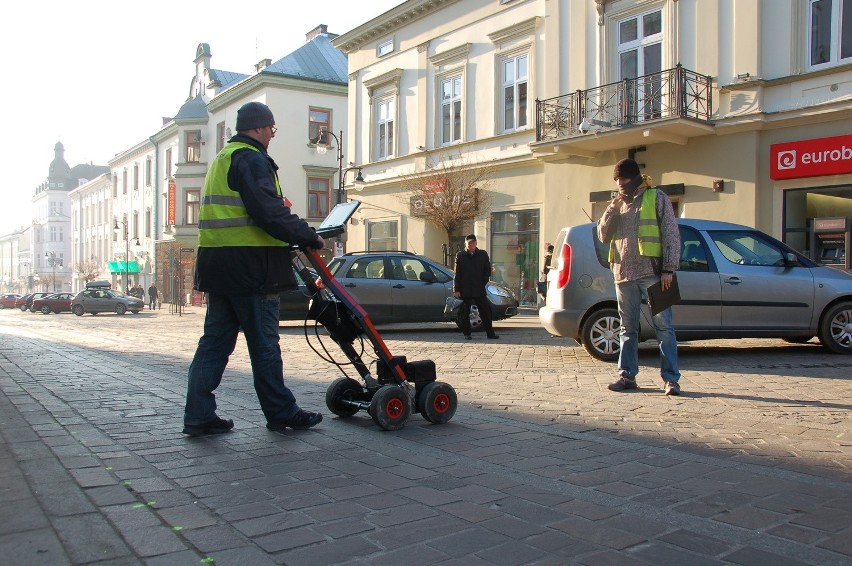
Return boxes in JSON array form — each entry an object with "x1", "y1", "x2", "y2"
[{"x1": 294, "y1": 200, "x2": 457, "y2": 430}]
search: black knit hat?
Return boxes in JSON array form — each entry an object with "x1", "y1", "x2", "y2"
[
  {"x1": 613, "y1": 158, "x2": 641, "y2": 180},
  {"x1": 236, "y1": 102, "x2": 275, "y2": 131},
  {"x1": 465, "y1": 234, "x2": 477, "y2": 242}
]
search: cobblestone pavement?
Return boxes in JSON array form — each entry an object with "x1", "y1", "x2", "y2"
[{"x1": 1, "y1": 306, "x2": 850, "y2": 565}]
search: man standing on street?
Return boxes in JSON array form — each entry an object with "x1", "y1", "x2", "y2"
[
  {"x1": 454, "y1": 234, "x2": 499, "y2": 340},
  {"x1": 597, "y1": 158, "x2": 682, "y2": 395},
  {"x1": 183, "y1": 101, "x2": 326, "y2": 436},
  {"x1": 147, "y1": 283, "x2": 158, "y2": 310}
]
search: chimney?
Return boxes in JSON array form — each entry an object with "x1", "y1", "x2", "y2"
[
  {"x1": 255, "y1": 58, "x2": 272, "y2": 72},
  {"x1": 306, "y1": 24, "x2": 328, "y2": 42}
]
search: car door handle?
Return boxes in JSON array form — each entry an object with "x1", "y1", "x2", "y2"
[
  {"x1": 344, "y1": 283, "x2": 357, "y2": 288},
  {"x1": 393, "y1": 284, "x2": 405, "y2": 289},
  {"x1": 724, "y1": 276, "x2": 742, "y2": 285}
]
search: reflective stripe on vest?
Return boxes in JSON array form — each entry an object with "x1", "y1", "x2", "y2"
[
  {"x1": 197, "y1": 142, "x2": 288, "y2": 248},
  {"x1": 608, "y1": 188, "x2": 662, "y2": 262}
]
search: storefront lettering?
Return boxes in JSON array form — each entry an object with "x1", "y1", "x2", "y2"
[{"x1": 770, "y1": 134, "x2": 852, "y2": 180}]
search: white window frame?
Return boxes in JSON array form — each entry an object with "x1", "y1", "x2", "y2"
[
  {"x1": 364, "y1": 69, "x2": 403, "y2": 161},
  {"x1": 439, "y1": 74, "x2": 463, "y2": 145},
  {"x1": 375, "y1": 96, "x2": 395, "y2": 160},
  {"x1": 500, "y1": 51, "x2": 530, "y2": 133},
  {"x1": 808, "y1": 0, "x2": 852, "y2": 68},
  {"x1": 616, "y1": 8, "x2": 663, "y2": 80},
  {"x1": 377, "y1": 39, "x2": 394, "y2": 57}
]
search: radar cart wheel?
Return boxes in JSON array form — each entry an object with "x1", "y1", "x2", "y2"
[
  {"x1": 326, "y1": 377, "x2": 363, "y2": 418},
  {"x1": 370, "y1": 385, "x2": 411, "y2": 431},
  {"x1": 418, "y1": 381, "x2": 457, "y2": 424}
]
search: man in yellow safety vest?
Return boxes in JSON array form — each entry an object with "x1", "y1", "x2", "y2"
[{"x1": 597, "y1": 158, "x2": 682, "y2": 396}]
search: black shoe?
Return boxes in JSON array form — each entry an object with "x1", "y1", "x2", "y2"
[
  {"x1": 607, "y1": 377, "x2": 638, "y2": 392},
  {"x1": 486, "y1": 333, "x2": 499, "y2": 339},
  {"x1": 464, "y1": 334, "x2": 472, "y2": 340},
  {"x1": 267, "y1": 410, "x2": 323, "y2": 431},
  {"x1": 182, "y1": 417, "x2": 234, "y2": 437}
]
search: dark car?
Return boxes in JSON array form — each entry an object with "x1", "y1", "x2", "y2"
[
  {"x1": 279, "y1": 268, "x2": 318, "y2": 321},
  {"x1": 0, "y1": 293, "x2": 23, "y2": 309},
  {"x1": 32, "y1": 292, "x2": 75, "y2": 314},
  {"x1": 20, "y1": 292, "x2": 52, "y2": 312},
  {"x1": 323, "y1": 250, "x2": 518, "y2": 329},
  {"x1": 540, "y1": 218, "x2": 852, "y2": 360}
]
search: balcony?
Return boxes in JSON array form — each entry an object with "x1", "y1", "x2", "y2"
[{"x1": 533, "y1": 65, "x2": 715, "y2": 158}]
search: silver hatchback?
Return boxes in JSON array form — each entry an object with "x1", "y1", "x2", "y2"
[{"x1": 540, "y1": 219, "x2": 852, "y2": 360}]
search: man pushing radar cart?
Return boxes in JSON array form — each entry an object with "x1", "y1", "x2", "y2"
[{"x1": 293, "y1": 199, "x2": 458, "y2": 430}]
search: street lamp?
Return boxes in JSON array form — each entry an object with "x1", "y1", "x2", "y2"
[
  {"x1": 44, "y1": 251, "x2": 62, "y2": 292},
  {"x1": 308, "y1": 128, "x2": 366, "y2": 207},
  {"x1": 114, "y1": 217, "x2": 140, "y2": 292}
]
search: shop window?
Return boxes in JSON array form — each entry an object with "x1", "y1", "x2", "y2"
[
  {"x1": 490, "y1": 209, "x2": 540, "y2": 306},
  {"x1": 368, "y1": 220, "x2": 398, "y2": 251}
]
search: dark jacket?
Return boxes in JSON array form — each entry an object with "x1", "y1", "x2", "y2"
[
  {"x1": 194, "y1": 134, "x2": 319, "y2": 294},
  {"x1": 454, "y1": 248, "x2": 491, "y2": 298}
]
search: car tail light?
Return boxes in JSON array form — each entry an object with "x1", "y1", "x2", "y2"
[{"x1": 557, "y1": 243, "x2": 572, "y2": 289}]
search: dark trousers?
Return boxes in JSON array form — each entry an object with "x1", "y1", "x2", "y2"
[{"x1": 459, "y1": 296, "x2": 494, "y2": 335}]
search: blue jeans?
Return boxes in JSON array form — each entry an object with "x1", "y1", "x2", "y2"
[
  {"x1": 615, "y1": 275, "x2": 680, "y2": 383},
  {"x1": 184, "y1": 292, "x2": 301, "y2": 426}
]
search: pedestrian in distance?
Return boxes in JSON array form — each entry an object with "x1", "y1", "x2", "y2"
[
  {"x1": 597, "y1": 158, "x2": 682, "y2": 395},
  {"x1": 182, "y1": 101, "x2": 326, "y2": 437},
  {"x1": 147, "y1": 284, "x2": 158, "y2": 310},
  {"x1": 454, "y1": 234, "x2": 499, "y2": 340}
]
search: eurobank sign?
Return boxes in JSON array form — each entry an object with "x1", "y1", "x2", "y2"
[{"x1": 770, "y1": 134, "x2": 852, "y2": 180}]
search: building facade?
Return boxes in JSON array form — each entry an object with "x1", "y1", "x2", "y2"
[{"x1": 335, "y1": 0, "x2": 852, "y2": 306}]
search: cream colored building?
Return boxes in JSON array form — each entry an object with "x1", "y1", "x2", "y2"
[{"x1": 336, "y1": 0, "x2": 852, "y2": 305}]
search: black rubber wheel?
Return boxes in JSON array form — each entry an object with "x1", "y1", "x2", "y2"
[
  {"x1": 115, "y1": 303, "x2": 127, "y2": 315},
  {"x1": 418, "y1": 382, "x2": 457, "y2": 424},
  {"x1": 41, "y1": 305, "x2": 51, "y2": 315},
  {"x1": 580, "y1": 307, "x2": 621, "y2": 362},
  {"x1": 369, "y1": 385, "x2": 411, "y2": 431},
  {"x1": 20, "y1": 304, "x2": 28, "y2": 311},
  {"x1": 72, "y1": 304, "x2": 84, "y2": 316},
  {"x1": 818, "y1": 301, "x2": 852, "y2": 354},
  {"x1": 326, "y1": 377, "x2": 363, "y2": 418}
]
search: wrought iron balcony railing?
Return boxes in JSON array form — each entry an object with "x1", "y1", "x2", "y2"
[{"x1": 536, "y1": 65, "x2": 713, "y2": 142}]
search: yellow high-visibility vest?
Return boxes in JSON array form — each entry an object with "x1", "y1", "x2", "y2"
[
  {"x1": 609, "y1": 189, "x2": 661, "y2": 262},
  {"x1": 197, "y1": 142, "x2": 288, "y2": 248}
]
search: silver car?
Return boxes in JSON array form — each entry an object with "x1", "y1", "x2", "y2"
[
  {"x1": 71, "y1": 288, "x2": 145, "y2": 316},
  {"x1": 327, "y1": 250, "x2": 519, "y2": 329},
  {"x1": 540, "y1": 219, "x2": 852, "y2": 360}
]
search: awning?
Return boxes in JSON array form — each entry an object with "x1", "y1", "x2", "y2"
[{"x1": 108, "y1": 261, "x2": 141, "y2": 274}]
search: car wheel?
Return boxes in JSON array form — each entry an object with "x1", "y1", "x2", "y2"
[
  {"x1": 369, "y1": 385, "x2": 411, "y2": 431},
  {"x1": 417, "y1": 381, "x2": 457, "y2": 424},
  {"x1": 20, "y1": 304, "x2": 27, "y2": 311},
  {"x1": 73, "y1": 304, "x2": 84, "y2": 316},
  {"x1": 41, "y1": 305, "x2": 51, "y2": 315},
  {"x1": 325, "y1": 377, "x2": 363, "y2": 418},
  {"x1": 115, "y1": 303, "x2": 127, "y2": 315},
  {"x1": 580, "y1": 308, "x2": 621, "y2": 362},
  {"x1": 455, "y1": 304, "x2": 483, "y2": 331},
  {"x1": 818, "y1": 301, "x2": 852, "y2": 354}
]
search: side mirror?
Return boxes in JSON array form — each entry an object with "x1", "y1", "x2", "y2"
[
  {"x1": 785, "y1": 252, "x2": 800, "y2": 267},
  {"x1": 419, "y1": 271, "x2": 435, "y2": 283}
]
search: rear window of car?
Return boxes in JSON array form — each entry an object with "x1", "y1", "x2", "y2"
[{"x1": 590, "y1": 227, "x2": 610, "y2": 268}]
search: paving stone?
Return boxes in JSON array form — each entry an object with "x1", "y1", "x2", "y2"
[
  {"x1": 52, "y1": 513, "x2": 130, "y2": 563},
  {"x1": 722, "y1": 546, "x2": 812, "y2": 565}
]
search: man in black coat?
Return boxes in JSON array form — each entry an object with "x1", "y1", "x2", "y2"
[{"x1": 454, "y1": 234, "x2": 498, "y2": 340}]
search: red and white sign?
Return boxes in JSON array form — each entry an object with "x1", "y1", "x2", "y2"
[{"x1": 770, "y1": 134, "x2": 852, "y2": 180}]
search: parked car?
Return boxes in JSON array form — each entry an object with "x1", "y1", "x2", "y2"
[
  {"x1": 0, "y1": 293, "x2": 23, "y2": 309},
  {"x1": 71, "y1": 286, "x2": 144, "y2": 315},
  {"x1": 20, "y1": 292, "x2": 52, "y2": 312},
  {"x1": 320, "y1": 250, "x2": 518, "y2": 329},
  {"x1": 31, "y1": 292, "x2": 75, "y2": 314},
  {"x1": 540, "y1": 219, "x2": 852, "y2": 360},
  {"x1": 279, "y1": 267, "x2": 319, "y2": 321}
]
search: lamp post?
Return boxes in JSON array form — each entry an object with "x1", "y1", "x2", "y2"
[
  {"x1": 114, "y1": 217, "x2": 140, "y2": 292},
  {"x1": 44, "y1": 251, "x2": 62, "y2": 292},
  {"x1": 308, "y1": 128, "x2": 365, "y2": 207}
]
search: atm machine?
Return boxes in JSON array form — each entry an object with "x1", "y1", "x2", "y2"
[{"x1": 811, "y1": 217, "x2": 851, "y2": 270}]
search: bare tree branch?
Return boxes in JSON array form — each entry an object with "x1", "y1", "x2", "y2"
[
  {"x1": 74, "y1": 260, "x2": 102, "y2": 284},
  {"x1": 398, "y1": 152, "x2": 494, "y2": 243}
]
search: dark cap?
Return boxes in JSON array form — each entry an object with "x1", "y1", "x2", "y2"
[
  {"x1": 465, "y1": 234, "x2": 477, "y2": 242},
  {"x1": 613, "y1": 158, "x2": 641, "y2": 180},
  {"x1": 235, "y1": 101, "x2": 275, "y2": 131}
]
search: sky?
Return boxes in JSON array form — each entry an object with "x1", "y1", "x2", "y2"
[{"x1": 0, "y1": 0, "x2": 404, "y2": 236}]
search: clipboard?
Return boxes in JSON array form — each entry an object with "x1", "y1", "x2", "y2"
[{"x1": 647, "y1": 273, "x2": 681, "y2": 315}]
